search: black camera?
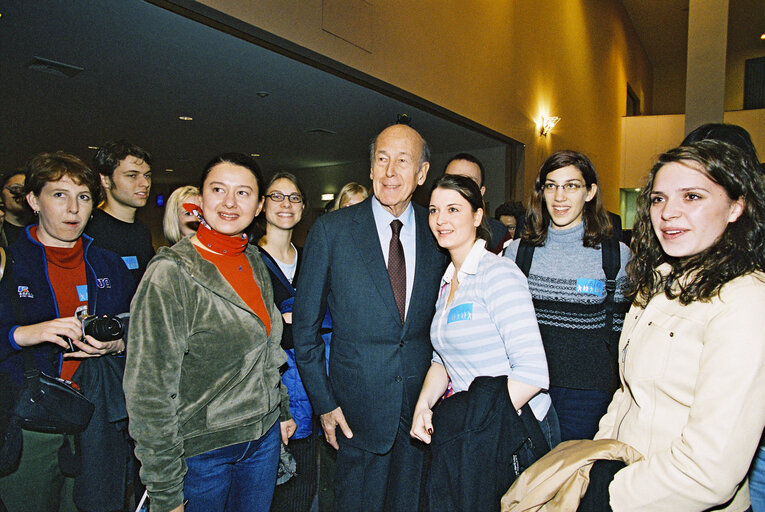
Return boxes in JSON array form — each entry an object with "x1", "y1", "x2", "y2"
[
  {"x1": 62, "y1": 313, "x2": 130, "y2": 352},
  {"x1": 82, "y1": 313, "x2": 129, "y2": 341}
]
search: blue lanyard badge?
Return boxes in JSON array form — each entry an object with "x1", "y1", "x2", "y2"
[
  {"x1": 76, "y1": 284, "x2": 88, "y2": 302},
  {"x1": 576, "y1": 278, "x2": 605, "y2": 296},
  {"x1": 447, "y1": 303, "x2": 473, "y2": 323},
  {"x1": 122, "y1": 256, "x2": 139, "y2": 270}
]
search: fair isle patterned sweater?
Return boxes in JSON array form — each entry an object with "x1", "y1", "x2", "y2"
[{"x1": 504, "y1": 223, "x2": 631, "y2": 390}]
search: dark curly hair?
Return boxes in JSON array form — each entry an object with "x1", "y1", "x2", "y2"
[
  {"x1": 522, "y1": 150, "x2": 613, "y2": 247},
  {"x1": 626, "y1": 140, "x2": 765, "y2": 307}
]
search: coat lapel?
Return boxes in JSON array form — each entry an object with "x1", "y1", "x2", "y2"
[
  {"x1": 351, "y1": 199, "x2": 402, "y2": 325},
  {"x1": 405, "y1": 204, "x2": 436, "y2": 328}
]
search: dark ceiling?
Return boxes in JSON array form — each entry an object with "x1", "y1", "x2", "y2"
[{"x1": 0, "y1": 0, "x2": 507, "y2": 186}]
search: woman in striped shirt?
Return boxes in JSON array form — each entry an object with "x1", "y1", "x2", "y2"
[{"x1": 410, "y1": 174, "x2": 557, "y2": 446}]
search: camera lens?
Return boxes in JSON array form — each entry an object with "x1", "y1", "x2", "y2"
[{"x1": 82, "y1": 316, "x2": 124, "y2": 341}]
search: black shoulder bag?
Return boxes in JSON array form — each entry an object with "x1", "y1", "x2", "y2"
[{"x1": 1, "y1": 248, "x2": 95, "y2": 435}]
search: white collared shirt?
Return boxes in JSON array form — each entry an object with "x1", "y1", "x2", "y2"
[{"x1": 371, "y1": 196, "x2": 416, "y2": 318}]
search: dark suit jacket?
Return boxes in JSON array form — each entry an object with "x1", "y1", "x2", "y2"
[{"x1": 293, "y1": 197, "x2": 446, "y2": 454}]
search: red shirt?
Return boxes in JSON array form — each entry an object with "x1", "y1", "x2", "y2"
[
  {"x1": 194, "y1": 246, "x2": 271, "y2": 335},
  {"x1": 31, "y1": 226, "x2": 87, "y2": 381}
]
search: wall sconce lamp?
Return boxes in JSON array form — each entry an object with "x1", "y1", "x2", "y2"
[{"x1": 540, "y1": 116, "x2": 560, "y2": 136}]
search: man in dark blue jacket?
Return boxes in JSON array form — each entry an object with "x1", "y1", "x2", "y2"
[{"x1": 293, "y1": 123, "x2": 447, "y2": 512}]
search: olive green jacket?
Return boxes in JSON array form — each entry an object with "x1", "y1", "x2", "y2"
[{"x1": 124, "y1": 238, "x2": 288, "y2": 512}]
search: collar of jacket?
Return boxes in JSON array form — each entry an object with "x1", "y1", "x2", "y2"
[{"x1": 158, "y1": 237, "x2": 272, "y2": 321}]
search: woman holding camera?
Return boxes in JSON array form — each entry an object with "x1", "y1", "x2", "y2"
[
  {"x1": 592, "y1": 141, "x2": 765, "y2": 510},
  {"x1": 0, "y1": 152, "x2": 135, "y2": 512},
  {"x1": 124, "y1": 153, "x2": 295, "y2": 512}
]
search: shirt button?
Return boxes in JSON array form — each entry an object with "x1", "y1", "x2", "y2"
[{"x1": 395, "y1": 376, "x2": 402, "y2": 383}]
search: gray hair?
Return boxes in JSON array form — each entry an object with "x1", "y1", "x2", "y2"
[{"x1": 369, "y1": 125, "x2": 431, "y2": 169}]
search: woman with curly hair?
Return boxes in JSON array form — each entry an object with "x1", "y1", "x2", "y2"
[{"x1": 592, "y1": 140, "x2": 765, "y2": 511}]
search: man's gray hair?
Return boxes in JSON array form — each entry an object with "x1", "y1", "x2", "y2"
[{"x1": 369, "y1": 125, "x2": 431, "y2": 169}]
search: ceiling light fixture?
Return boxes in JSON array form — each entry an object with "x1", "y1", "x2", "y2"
[
  {"x1": 307, "y1": 128, "x2": 337, "y2": 135},
  {"x1": 178, "y1": 116, "x2": 193, "y2": 121},
  {"x1": 165, "y1": 168, "x2": 174, "y2": 172},
  {"x1": 321, "y1": 193, "x2": 335, "y2": 201},
  {"x1": 87, "y1": 145, "x2": 98, "y2": 150},
  {"x1": 27, "y1": 56, "x2": 84, "y2": 78},
  {"x1": 255, "y1": 91, "x2": 270, "y2": 98},
  {"x1": 761, "y1": 33, "x2": 765, "y2": 40},
  {"x1": 250, "y1": 153, "x2": 260, "y2": 157},
  {"x1": 540, "y1": 116, "x2": 561, "y2": 136}
]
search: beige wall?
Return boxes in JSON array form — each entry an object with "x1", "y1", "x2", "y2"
[
  {"x1": 192, "y1": 0, "x2": 652, "y2": 212},
  {"x1": 621, "y1": 108, "x2": 765, "y2": 190}
]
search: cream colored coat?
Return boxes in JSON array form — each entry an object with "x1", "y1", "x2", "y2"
[{"x1": 595, "y1": 270, "x2": 765, "y2": 511}]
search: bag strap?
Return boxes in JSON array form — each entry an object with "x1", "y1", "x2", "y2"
[
  {"x1": 600, "y1": 237, "x2": 620, "y2": 345},
  {"x1": 1, "y1": 248, "x2": 52, "y2": 385},
  {"x1": 514, "y1": 240, "x2": 535, "y2": 277},
  {"x1": 260, "y1": 249, "x2": 296, "y2": 297}
]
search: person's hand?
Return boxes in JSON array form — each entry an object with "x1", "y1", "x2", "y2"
[
  {"x1": 281, "y1": 312, "x2": 293, "y2": 324},
  {"x1": 169, "y1": 503, "x2": 184, "y2": 512},
  {"x1": 410, "y1": 404, "x2": 434, "y2": 444},
  {"x1": 320, "y1": 407, "x2": 353, "y2": 450},
  {"x1": 280, "y1": 419, "x2": 297, "y2": 445},
  {"x1": 63, "y1": 335, "x2": 125, "y2": 359},
  {"x1": 11, "y1": 317, "x2": 82, "y2": 350}
]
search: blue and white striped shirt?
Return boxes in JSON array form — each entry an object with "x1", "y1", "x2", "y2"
[{"x1": 431, "y1": 240, "x2": 551, "y2": 420}]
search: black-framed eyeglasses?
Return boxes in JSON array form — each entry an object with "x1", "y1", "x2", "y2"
[
  {"x1": 265, "y1": 192, "x2": 303, "y2": 203},
  {"x1": 543, "y1": 182, "x2": 585, "y2": 194}
]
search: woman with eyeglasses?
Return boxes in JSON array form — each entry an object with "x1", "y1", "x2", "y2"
[
  {"x1": 258, "y1": 172, "x2": 325, "y2": 511},
  {"x1": 124, "y1": 153, "x2": 295, "y2": 512},
  {"x1": 504, "y1": 150, "x2": 631, "y2": 442}
]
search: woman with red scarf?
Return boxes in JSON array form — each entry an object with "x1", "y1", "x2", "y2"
[{"x1": 124, "y1": 153, "x2": 296, "y2": 512}]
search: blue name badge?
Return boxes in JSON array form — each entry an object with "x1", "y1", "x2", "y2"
[
  {"x1": 447, "y1": 303, "x2": 473, "y2": 323},
  {"x1": 122, "y1": 256, "x2": 139, "y2": 270},
  {"x1": 76, "y1": 285, "x2": 88, "y2": 302},
  {"x1": 576, "y1": 278, "x2": 605, "y2": 296}
]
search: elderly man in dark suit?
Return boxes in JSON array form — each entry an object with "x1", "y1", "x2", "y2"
[{"x1": 293, "y1": 123, "x2": 447, "y2": 511}]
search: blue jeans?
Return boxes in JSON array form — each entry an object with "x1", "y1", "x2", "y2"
[
  {"x1": 538, "y1": 402, "x2": 562, "y2": 450},
  {"x1": 183, "y1": 421, "x2": 280, "y2": 512},
  {"x1": 549, "y1": 386, "x2": 612, "y2": 442},
  {"x1": 750, "y1": 440, "x2": 765, "y2": 511}
]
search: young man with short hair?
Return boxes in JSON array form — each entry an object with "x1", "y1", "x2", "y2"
[{"x1": 85, "y1": 140, "x2": 154, "y2": 283}]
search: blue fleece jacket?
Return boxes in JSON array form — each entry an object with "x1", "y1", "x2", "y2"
[{"x1": 0, "y1": 226, "x2": 135, "y2": 384}]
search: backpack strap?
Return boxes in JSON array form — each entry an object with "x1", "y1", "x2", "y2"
[
  {"x1": 514, "y1": 240, "x2": 535, "y2": 277},
  {"x1": 600, "y1": 237, "x2": 622, "y2": 389},
  {"x1": 600, "y1": 237, "x2": 620, "y2": 344},
  {"x1": 259, "y1": 248, "x2": 296, "y2": 298}
]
